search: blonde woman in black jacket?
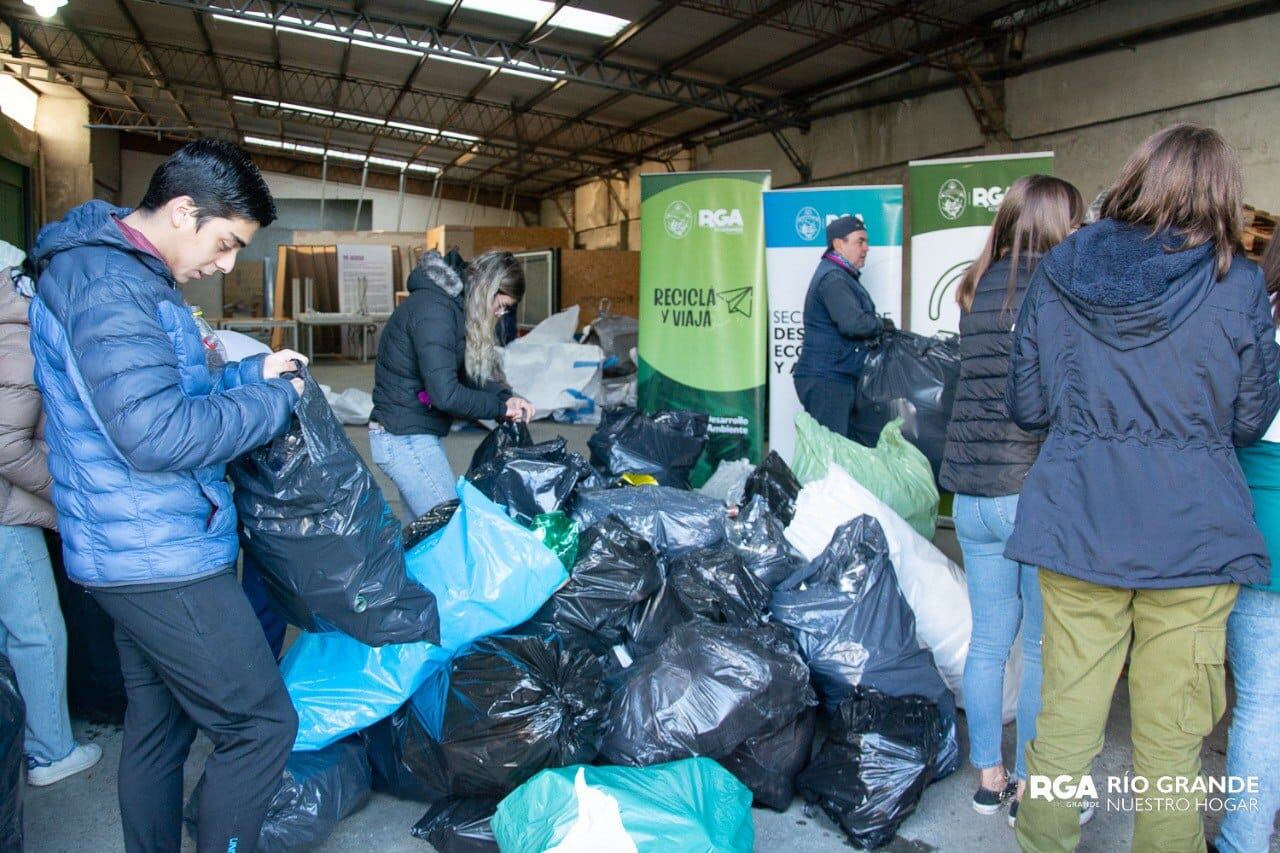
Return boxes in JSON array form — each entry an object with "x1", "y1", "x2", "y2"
[{"x1": 370, "y1": 250, "x2": 534, "y2": 517}]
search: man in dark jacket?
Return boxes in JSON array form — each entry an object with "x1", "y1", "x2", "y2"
[
  {"x1": 28, "y1": 140, "x2": 306, "y2": 853},
  {"x1": 793, "y1": 215, "x2": 881, "y2": 438}
]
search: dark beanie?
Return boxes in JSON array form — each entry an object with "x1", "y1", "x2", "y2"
[{"x1": 826, "y1": 215, "x2": 866, "y2": 245}]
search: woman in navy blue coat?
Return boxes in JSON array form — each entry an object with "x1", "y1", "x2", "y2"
[{"x1": 1007, "y1": 125, "x2": 1280, "y2": 852}]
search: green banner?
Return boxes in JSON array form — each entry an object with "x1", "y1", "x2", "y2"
[
  {"x1": 908, "y1": 152, "x2": 1053, "y2": 336},
  {"x1": 638, "y1": 170, "x2": 770, "y2": 485}
]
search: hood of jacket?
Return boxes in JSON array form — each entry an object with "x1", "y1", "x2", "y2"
[
  {"x1": 1040, "y1": 218, "x2": 1218, "y2": 352},
  {"x1": 32, "y1": 200, "x2": 172, "y2": 285},
  {"x1": 408, "y1": 249, "x2": 466, "y2": 298}
]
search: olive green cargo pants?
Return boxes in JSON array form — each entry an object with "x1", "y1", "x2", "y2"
[{"x1": 1016, "y1": 569, "x2": 1236, "y2": 853}]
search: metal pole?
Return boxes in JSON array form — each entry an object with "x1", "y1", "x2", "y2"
[
  {"x1": 319, "y1": 154, "x2": 329, "y2": 225},
  {"x1": 395, "y1": 167, "x2": 407, "y2": 231},
  {"x1": 427, "y1": 172, "x2": 442, "y2": 230},
  {"x1": 353, "y1": 161, "x2": 369, "y2": 230}
]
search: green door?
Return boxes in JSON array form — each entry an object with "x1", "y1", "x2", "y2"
[{"x1": 0, "y1": 158, "x2": 28, "y2": 251}]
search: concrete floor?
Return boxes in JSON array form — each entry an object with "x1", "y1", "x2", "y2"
[{"x1": 23, "y1": 360, "x2": 1276, "y2": 851}]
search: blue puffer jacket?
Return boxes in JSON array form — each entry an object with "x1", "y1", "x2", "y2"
[
  {"x1": 1004, "y1": 219, "x2": 1280, "y2": 589},
  {"x1": 28, "y1": 201, "x2": 298, "y2": 588}
]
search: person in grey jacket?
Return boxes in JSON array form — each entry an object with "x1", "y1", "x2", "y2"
[
  {"x1": 939, "y1": 175, "x2": 1083, "y2": 824},
  {"x1": 0, "y1": 248, "x2": 102, "y2": 787},
  {"x1": 370, "y1": 250, "x2": 535, "y2": 518}
]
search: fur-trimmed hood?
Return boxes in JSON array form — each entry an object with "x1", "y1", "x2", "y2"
[{"x1": 408, "y1": 249, "x2": 467, "y2": 298}]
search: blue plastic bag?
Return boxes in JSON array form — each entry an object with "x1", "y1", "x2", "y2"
[
  {"x1": 283, "y1": 480, "x2": 568, "y2": 750},
  {"x1": 491, "y1": 758, "x2": 753, "y2": 853}
]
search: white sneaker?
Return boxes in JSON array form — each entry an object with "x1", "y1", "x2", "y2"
[
  {"x1": 1079, "y1": 801, "x2": 1097, "y2": 826},
  {"x1": 27, "y1": 742, "x2": 103, "y2": 786}
]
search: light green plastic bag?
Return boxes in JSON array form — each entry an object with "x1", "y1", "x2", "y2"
[
  {"x1": 793, "y1": 412, "x2": 940, "y2": 539},
  {"x1": 491, "y1": 758, "x2": 754, "y2": 853},
  {"x1": 531, "y1": 512, "x2": 579, "y2": 569}
]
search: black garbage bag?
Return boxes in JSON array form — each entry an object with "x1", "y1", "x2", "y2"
[
  {"x1": 741, "y1": 451, "x2": 801, "y2": 525},
  {"x1": 186, "y1": 739, "x2": 372, "y2": 853},
  {"x1": 410, "y1": 798, "x2": 499, "y2": 852},
  {"x1": 573, "y1": 486, "x2": 724, "y2": 556},
  {"x1": 359, "y1": 706, "x2": 438, "y2": 803},
  {"x1": 720, "y1": 706, "x2": 816, "y2": 812},
  {"x1": 230, "y1": 374, "x2": 439, "y2": 646},
  {"x1": 619, "y1": 577, "x2": 684, "y2": 661},
  {"x1": 724, "y1": 496, "x2": 807, "y2": 589},
  {"x1": 600, "y1": 621, "x2": 814, "y2": 767},
  {"x1": 538, "y1": 518, "x2": 663, "y2": 654},
  {"x1": 468, "y1": 421, "x2": 532, "y2": 473},
  {"x1": 403, "y1": 631, "x2": 607, "y2": 799},
  {"x1": 853, "y1": 331, "x2": 960, "y2": 479},
  {"x1": 770, "y1": 515, "x2": 953, "y2": 716},
  {"x1": 48, "y1": 533, "x2": 126, "y2": 723},
  {"x1": 403, "y1": 499, "x2": 461, "y2": 552},
  {"x1": 797, "y1": 688, "x2": 943, "y2": 850},
  {"x1": 0, "y1": 655, "x2": 24, "y2": 853},
  {"x1": 467, "y1": 436, "x2": 596, "y2": 525},
  {"x1": 588, "y1": 407, "x2": 709, "y2": 488},
  {"x1": 667, "y1": 546, "x2": 770, "y2": 627}
]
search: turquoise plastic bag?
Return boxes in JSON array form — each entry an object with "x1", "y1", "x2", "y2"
[
  {"x1": 792, "y1": 413, "x2": 940, "y2": 539},
  {"x1": 491, "y1": 758, "x2": 753, "y2": 853},
  {"x1": 283, "y1": 479, "x2": 569, "y2": 750}
]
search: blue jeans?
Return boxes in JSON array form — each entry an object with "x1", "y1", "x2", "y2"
[
  {"x1": 1216, "y1": 586, "x2": 1280, "y2": 852},
  {"x1": 368, "y1": 425, "x2": 456, "y2": 519},
  {"x1": 0, "y1": 524, "x2": 76, "y2": 764},
  {"x1": 955, "y1": 493, "x2": 1043, "y2": 782}
]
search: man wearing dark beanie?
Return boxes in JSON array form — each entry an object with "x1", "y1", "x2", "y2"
[{"x1": 793, "y1": 214, "x2": 882, "y2": 438}]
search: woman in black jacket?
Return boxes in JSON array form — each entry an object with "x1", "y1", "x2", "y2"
[
  {"x1": 370, "y1": 250, "x2": 534, "y2": 518},
  {"x1": 940, "y1": 174, "x2": 1083, "y2": 823}
]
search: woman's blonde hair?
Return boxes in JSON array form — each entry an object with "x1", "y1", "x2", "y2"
[
  {"x1": 463, "y1": 250, "x2": 524, "y2": 384},
  {"x1": 956, "y1": 174, "x2": 1083, "y2": 313},
  {"x1": 1101, "y1": 123, "x2": 1243, "y2": 279}
]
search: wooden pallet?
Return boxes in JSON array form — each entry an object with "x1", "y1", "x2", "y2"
[{"x1": 1244, "y1": 204, "x2": 1275, "y2": 260}]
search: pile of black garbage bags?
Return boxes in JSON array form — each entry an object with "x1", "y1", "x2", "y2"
[{"x1": 119, "y1": 386, "x2": 962, "y2": 850}]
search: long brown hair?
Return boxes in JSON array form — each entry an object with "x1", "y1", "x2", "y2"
[
  {"x1": 956, "y1": 174, "x2": 1083, "y2": 313},
  {"x1": 1261, "y1": 233, "x2": 1280, "y2": 325},
  {"x1": 1101, "y1": 123, "x2": 1243, "y2": 279}
]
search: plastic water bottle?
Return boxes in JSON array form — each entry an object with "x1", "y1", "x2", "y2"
[{"x1": 191, "y1": 308, "x2": 227, "y2": 371}]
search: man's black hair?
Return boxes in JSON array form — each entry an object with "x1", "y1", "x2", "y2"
[{"x1": 138, "y1": 138, "x2": 277, "y2": 227}]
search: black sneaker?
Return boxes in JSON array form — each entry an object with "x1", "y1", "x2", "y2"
[
  {"x1": 973, "y1": 779, "x2": 1014, "y2": 815},
  {"x1": 1007, "y1": 799, "x2": 1019, "y2": 827}
]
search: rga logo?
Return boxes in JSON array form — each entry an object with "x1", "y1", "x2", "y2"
[
  {"x1": 1029, "y1": 775, "x2": 1099, "y2": 803},
  {"x1": 699, "y1": 208, "x2": 744, "y2": 234},
  {"x1": 794, "y1": 206, "x2": 822, "y2": 241},
  {"x1": 938, "y1": 178, "x2": 967, "y2": 220},
  {"x1": 972, "y1": 185, "x2": 1007, "y2": 212},
  {"x1": 663, "y1": 200, "x2": 694, "y2": 239}
]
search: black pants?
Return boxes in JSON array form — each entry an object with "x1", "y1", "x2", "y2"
[
  {"x1": 92, "y1": 571, "x2": 297, "y2": 853},
  {"x1": 795, "y1": 374, "x2": 858, "y2": 439}
]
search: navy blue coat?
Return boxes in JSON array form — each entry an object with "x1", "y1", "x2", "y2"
[
  {"x1": 1004, "y1": 219, "x2": 1280, "y2": 588},
  {"x1": 794, "y1": 257, "x2": 879, "y2": 380},
  {"x1": 28, "y1": 201, "x2": 298, "y2": 587}
]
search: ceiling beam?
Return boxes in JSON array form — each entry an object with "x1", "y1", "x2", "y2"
[
  {"x1": 448, "y1": 0, "x2": 683, "y2": 176},
  {"x1": 142, "y1": 0, "x2": 802, "y2": 124},
  {"x1": 0, "y1": 15, "x2": 656, "y2": 171},
  {"x1": 474, "y1": 0, "x2": 805, "y2": 184}
]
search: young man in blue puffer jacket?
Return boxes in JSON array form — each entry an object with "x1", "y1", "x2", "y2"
[{"x1": 28, "y1": 139, "x2": 308, "y2": 853}]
